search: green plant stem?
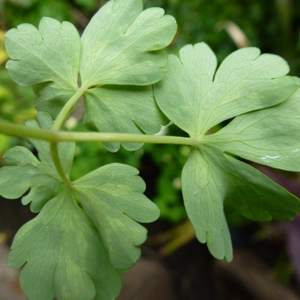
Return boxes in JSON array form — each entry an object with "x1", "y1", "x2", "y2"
[
  {"x1": 71, "y1": 189, "x2": 82, "y2": 206},
  {"x1": 50, "y1": 142, "x2": 72, "y2": 188},
  {"x1": 0, "y1": 118, "x2": 201, "y2": 146},
  {"x1": 52, "y1": 87, "x2": 87, "y2": 130},
  {"x1": 51, "y1": 88, "x2": 86, "y2": 187}
]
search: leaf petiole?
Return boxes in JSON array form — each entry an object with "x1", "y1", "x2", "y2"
[
  {"x1": 0, "y1": 118, "x2": 201, "y2": 146},
  {"x1": 52, "y1": 87, "x2": 87, "y2": 131},
  {"x1": 50, "y1": 142, "x2": 72, "y2": 188}
]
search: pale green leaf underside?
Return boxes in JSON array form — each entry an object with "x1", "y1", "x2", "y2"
[
  {"x1": 84, "y1": 85, "x2": 168, "y2": 151},
  {"x1": 8, "y1": 189, "x2": 121, "y2": 300},
  {"x1": 154, "y1": 43, "x2": 298, "y2": 137},
  {"x1": 0, "y1": 112, "x2": 75, "y2": 212},
  {"x1": 5, "y1": 0, "x2": 176, "y2": 142},
  {"x1": 5, "y1": 157, "x2": 158, "y2": 298},
  {"x1": 80, "y1": 0, "x2": 177, "y2": 87},
  {"x1": 205, "y1": 86, "x2": 300, "y2": 171},
  {"x1": 74, "y1": 163, "x2": 160, "y2": 269},
  {"x1": 4, "y1": 18, "x2": 81, "y2": 117},
  {"x1": 182, "y1": 148, "x2": 232, "y2": 261},
  {"x1": 182, "y1": 146, "x2": 300, "y2": 261}
]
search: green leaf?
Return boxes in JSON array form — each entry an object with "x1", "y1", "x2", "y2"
[
  {"x1": 83, "y1": 85, "x2": 168, "y2": 152},
  {"x1": 0, "y1": 112, "x2": 75, "y2": 212},
  {"x1": 182, "y1": 147, "x2": 232, "y2": 261},
  {"x1": 155, "y1": 43, "x2": 300, "y2": 260},
  {"x1": 183, "y1": 146, "x2": 300, "y2": 261},
  {"x1": 73, "y1": 163, "x2": 160, "y2": 269},
  {"x1": 80, "y1": 0, "x2": 176, "y2": 151},
  {"x1": 204, "y1": 86, "x2": 300, "y2": 172},
  {"x1": 80, "y1": 0, "x2": 177, "y2": 87},
  {"x1": 8, "y1": 189, "x2": 121, "y2": 300},
  {"x1": 5, "y1": 0, "x2": 177, "y2": 150},
  {"x1": 4, "y1": 17, "x2": 81, "y2": 117},
  {"x1": 154, "y1": 43, "x2": 299, "y2": 137}
]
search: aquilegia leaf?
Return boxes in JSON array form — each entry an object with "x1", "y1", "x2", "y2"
[
  {"x1": 154, "y1": 42, "x2": 300, "y2": 260},
  {"x1": 80, "y1": 0, "x2": 176, "y2": 87},
  {"x1": 0, "y1": 112, "x2": 75, "y2": 212},
  {"x1": 83, "y1": 85, "x2": 167, "y2": 152},
  {"x1": 4, "y1": 0, "x2": 177, "y2": 151},
  {"x1": 154, "y1": 43, "x2": 298, "y2": 137},
  {"x1": 8, "y1": 189, "x2": 121, "y2": 300},
  {"x1": 73, "y1": 163, "x2": 160, "y2": 270},
  {"x1": 183, "y1": 146, "x2": 300, "y2": 261},
  {"x1": 80, "y1": 0, "x2": 175, "y2": 151},
  {"x1": 4, "y1": 17, "x2": 81, "y2": 117},
  {"x1": 205, "y1": 86, "x2": 300, "y2": 171}
]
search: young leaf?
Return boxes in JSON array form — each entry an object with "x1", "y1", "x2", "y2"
[
  {"x1": 0, "y1": 112, "x2": 75, "y2": 212},
  {"x1": 8, "y1": 189, "x2": 122, "y2": 300},
  {"x1": 204, "y1": 86, "x2": 300, "y2": 172},
  {"x1": 154, "y1": 43, "x2": 299, "y2": 137},
  {"x1": 154, "y1": 43, "x2": 300, "y2": 260},
  {"x1": 73, "y1": 163, "x2": 160, "y2": 270},
  {"x1": 4, "y1": 17, "x2": 81, "y2": 117}
]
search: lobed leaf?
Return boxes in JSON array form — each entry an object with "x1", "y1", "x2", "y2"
[
  {"x1": 155, "y1": 43, "x2": 300, "y2": 260},
  {"x1": 182, "y1": 147, "x2": 232, "y2": 261},
  {"x1": 73, "y1": 163, "x2": 160, "y2": 269},
  {"x1": 83, "y1": 85, "x2": 167, "y2": 152},
  {"x1": 5, "y1": 145, "x2": 158, "y2": 298},
  {"x1": 0, "y1": 112, "x2": 75, "y2": 212},
  {"x1": 4, "y1": 0, "x2": 177, "y2": 151},
  {"x1": 154, "y1": 43, "x2": 299, "y2": 137},
  {"x1": 183, "y1": 146, "x2": 300, "y2": 261},
  {"x1": 204, "y1": 86, "x2": 300, "y2": 172},
  {"x1": 80, "y1": 0, "x2": 176, "y2": 151},
  {"x1": 4, "y1": 17, "x2": 81, "y2": 117},
  {"x1": 8, "y1": 189, "x2": 121, "y2": 300},
  {"x1": 80, "y1": 0, "x2": 177, "y2": 87}
]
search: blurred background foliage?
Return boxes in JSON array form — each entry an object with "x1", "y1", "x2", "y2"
[{"x1": 0, "y1": 0, "x2": 300, "y2": 225}]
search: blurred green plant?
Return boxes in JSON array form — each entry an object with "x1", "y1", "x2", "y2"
[{"x1": 0, "y1": 29, "x2": 36, "y2": 158}]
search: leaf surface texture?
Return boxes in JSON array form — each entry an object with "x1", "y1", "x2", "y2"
[{"x1": 155, "y1": 42, "x2": 300, "y2": 260}]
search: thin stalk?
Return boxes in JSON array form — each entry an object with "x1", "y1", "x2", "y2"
[
  {"x1": 51, "y1": 88, "x2": 86, "y2": 187},
  {"x1": 0, "y1": 119, "x2": 201, "y2": 146},
  {"x1": 52, "y1": 87, "x2": 87, "y2": 130},
  {"x1": 58, "y1": 131, "x2": 201, "y2": 146},
  {"x1": 50, "y1": 142, "x2": 72, "y2": 188},
  {"x1": 0, "y1": 119, "x2": 58, "y2": 142}
]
